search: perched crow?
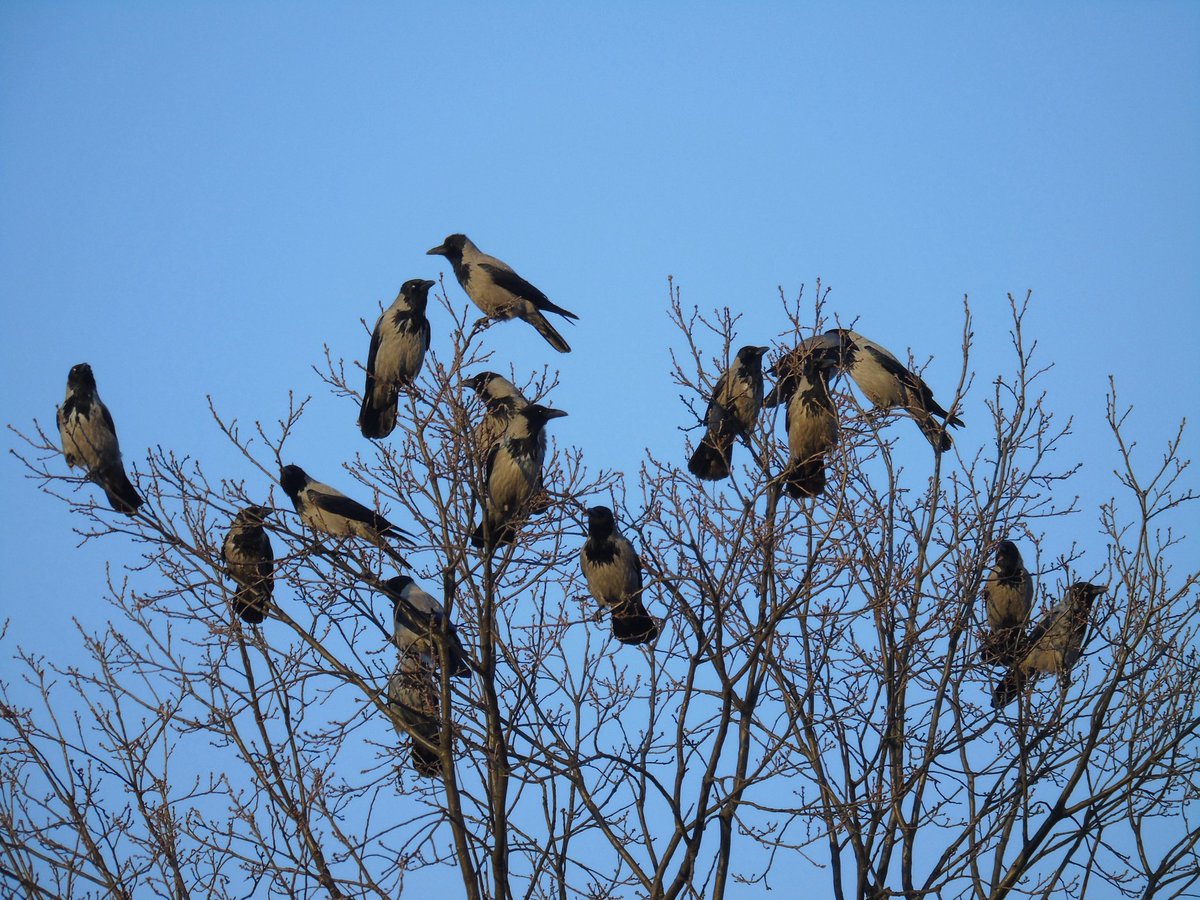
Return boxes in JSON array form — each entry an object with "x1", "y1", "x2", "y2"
[
  {"x1": 463, "y1": 371, "x2": 536, "y2": 459},
  {"x1": 472, "y1": 404, "x2": 567, "y2": 547},
  {"x1": 688, "y1": 345, "x2": 769, "y2": 481},
  {"x1": 380, "y1": 575, "x2": 472, "y2": 677},
  {"x1": 825, "y1": 329, "x2": 964, "y2": 452},
  {"x1": 387, "y1": 656, "x2": 444, "y2": 778},
  {"x1": 427, "y1": 233, "x2": 578, "y2": 352},
  {"x1": 778, "y1": 349, "x2": 840, "y2": 499},
  {"x1": 222, "y1": 504, "x2": 275, "y2": 624},
  {"x1": 279, "y1": 464, "x2": 412, "y2": 563},
  {"x1": 359, "y1": 278, "x2": 434, "y2": 440},
  {"x1": 981, "y1": 540, "x2": 1034, "y2": 666},
  {"x1": 57, "y1": 363, "x2": 143, "y2": 514},
  {"x1": 992, "y1": 582, "x2": 1106, "y2": 709},
  {"x1": 579, "y1": 506, "x2": 661, "y2": 646}
]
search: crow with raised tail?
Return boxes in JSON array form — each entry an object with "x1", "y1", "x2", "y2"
[
  {"x1": 57, "y1": 363, "x2": 143, "y2": 514},
  {"x1": 472, "y1": 403, "x2": 568, "y2": 548},
  {"x1": 579, "y1": 506, "x2": 661, "y2": 646},
  {"x1": 773, "y1": 347, "x2": 840, "y2": 499},
  {"x1": 279, "y1": 464, "x2": 412, "y2": 564},
  {"x1": 222, "y1": 505, "x2": 275, "y2": 624},
  {"x1": 981, "y1": 540, "x2": 1034, "y2": 666},
  {"x1": 464, "y1": 371, "x2": 535, "y2": 458},
  {"x1": 359, "y1": 278, "x2": 434, "y2": 439},
  {"x1": 387, "y1": 656, "x2": 445, "y2": 778},
  {"x1": 688, "y1": 345, "x2": 769, "y2": 481},
  {"x1": 380, "y1": 575, "x2": 472, "y2": 677},
  {"x1": 992, "y1": 582, "x2": 1106, "y2": 709},
  {"x1": 825, "y1": 328, "x2": 964, "y2": 452},
  {"x1": 428, "y1": 233, "x2": 578, "y2": 352}
]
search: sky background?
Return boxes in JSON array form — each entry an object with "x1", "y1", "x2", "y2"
[{"x1": 2, "y1": 1, "x2": 1198, "y2": 893}]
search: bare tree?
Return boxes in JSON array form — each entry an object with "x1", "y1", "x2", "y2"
[{"x1": 4, "y1": 285, "x2": 1198, "y2": 899}]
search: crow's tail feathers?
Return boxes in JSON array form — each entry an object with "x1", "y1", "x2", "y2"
[
  {"x1": 233, "y1": 585, "x2": 270, "y2": 624},
  {"x1": 525, "y1": 311, "x2": 572, "y2": 353},
  {"x1": 916, "y1": 415, "x2": 953, "y2": 454},
  {"x1": 444, "y1": 638, "x2": 474, "y2": 679},
  {"x1": 98, "y1": 463, "x2": 143, "y2": 515},
  {"x1": 540, "y1": 298, "x2": 579, "y2": 321},
  {"x1": 470, "y1": 519, "x2": 516, "y2": 550},
  {"x1": 688, "y1": 433, "x2": 732, "y2": 481},
  {"x1": 380, "y1": 541, "x2": 411, "y2": 568},
  {"x1": 358, "y1": 386, "x2": 398, "y2": 440},
  {"x1": 410, "y1": 738, "x2": 443, "y2": 778},
  {"x1": 388, "y1": 670, "x2": 446, "y2": 779},
  {"x1": 783, "y1": 456, "x2": 827, "y2": 499},
  {"x1": 611, "y1": 598, "x2": 662, "y2": 647},
  {"x1": 991, "y1": 668, "x2": 1025, "y2": 709}
]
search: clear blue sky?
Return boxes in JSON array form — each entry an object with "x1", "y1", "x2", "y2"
[{"x1": 2, "y1": 1, "x2": 1198, "y2": 892}]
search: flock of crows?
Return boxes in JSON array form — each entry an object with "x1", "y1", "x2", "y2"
[{"x1": 54, "y1": 234, "x2": 1105, "y2": 775}]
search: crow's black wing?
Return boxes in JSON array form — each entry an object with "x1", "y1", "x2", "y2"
[
  {"x1": 479, "y1": 263, "x2": 578, "y2": 320},
  {"x1": 364, "y1": 316, "x2": 384, "y2": 383},
  {"x1": 311, "y1": 489, "x2": 400, "y2": 536}
]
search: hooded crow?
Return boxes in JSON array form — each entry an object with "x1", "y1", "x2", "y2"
[
  {"x1": 992, "y1": 582, "x2": 1106, "y2": 708},
  {"x1": 579, "y1": 506, "x2": 661, "y2": 646},
  {"x1": 222, "y1": 504, "x2": 275, "y2": 624},
  {"x1": 279, "y1": 464, "x2": 412, "y2": 563},
  {"x1": 472, "y1": 404, "x2": 568, "y2": 547},
  {"x1": 380, "y1": 575, "x2": 472, "y2": 677},
  {"x1": 777, "y1": 349, "x2": 840, "y2": 499},
  {"x1": 825, "y1": 329, "x2": 964, "y2": 452},
  {"x1": 387, "y1": 655, "x2": 444, "y2": 778},
  {"x1": 688, "y1": 345, "x2": 769, "y2": 481},
  {"x1": 427, "y1": 233, "x2": 578, "y2": 353},
  {"x1": 57, "y1": 363, "x2": 143, "y2": 514},
  {"x1": 359, "y1": 278, "x2": 434, "y2": 440},
  {"x1": 981, "y1": 540, "x2": 1034, "y2": 666},
  {"x1": 464, "y1": 371, "x2": 536, "y2": 458}
]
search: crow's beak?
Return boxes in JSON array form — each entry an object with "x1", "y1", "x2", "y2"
[{"x1": 427, "y1": 244, "x2": 446, "y2": 256}]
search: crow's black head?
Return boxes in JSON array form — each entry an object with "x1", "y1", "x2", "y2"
[
  {"x1": 279, "y1": 465, "x2": 309, "y2": 498},
  {"x1": 819, "y1": 328, "x2": 858, "y2": 368},
  {"x1": 521, "y1": 404, "x2": 568, "y2": 428},
  {"x1": 465, "y1": 371, "x2": 500, "y2": 396},
  {"x1": 383, "y1": 575, "x2": 415, "y2": 600},
  {"x1": 427, "y1": 233, "x2": 467, "y2": 259},
  {"x1": 400, "y1": 278, "x2": 436, "y2": 311},
  {"x1": 770, "y1": 335, "x2": 841, "y2": 384},
  {"x1": 802, "y1": 332, "x2": 845, "y2": 369},
  {"x1": 239, "y1": 504, "x2": 273, "y2": 524},
  {"x1": 66, "y1": 362, "x2": 96, "y2": 393},
  {"x1": 586, "y1": 506, "x2": 616, "y2": 538},
  {"x1": 736, "y1": 345, "x2": 770, "y2": 371},
  {"x1": 1071, "y1": 582, "x2": 1107, "y2": 608},
  {"x1": 464, "y1": 372, "x2": 529, "y2": 412},
  {"x1": 994, "y1": 540, "x2": 1021, "y2": 575}
]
